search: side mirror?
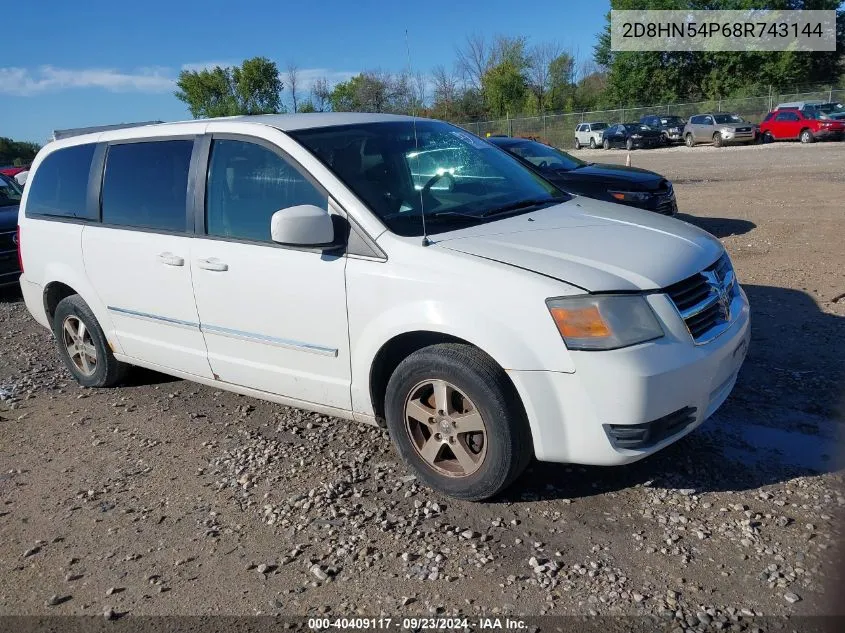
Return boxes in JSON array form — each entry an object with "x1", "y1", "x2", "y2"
[{"x1": 270, "y1": 205, "x2": 335, "y2": 247}]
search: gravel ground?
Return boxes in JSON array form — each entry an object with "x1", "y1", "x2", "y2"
[{"x1": 0, "y1": 141, "x2": 843, "y2": 625}]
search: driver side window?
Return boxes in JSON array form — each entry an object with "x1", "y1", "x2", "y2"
[{"x1": 205, "y1": 139, "x2": 327, "y2": 242}]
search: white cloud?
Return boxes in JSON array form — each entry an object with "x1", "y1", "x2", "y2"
[
  {"x1": 0, "y1": 65, "x2": 175, "y2": 96},
  {"x1": 0, "y1": 64, "x2": 360, "y2": 98},
  {"x1": 293, "y1": 68, "x2": 357, "y2": 91},
  {"x1": 180, "y1": 60, "x2": 240, "y2": 73}
]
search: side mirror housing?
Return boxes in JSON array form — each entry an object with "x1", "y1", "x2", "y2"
[{"x1": 270, "y1": 205, "x2": 335, "y2": 247}]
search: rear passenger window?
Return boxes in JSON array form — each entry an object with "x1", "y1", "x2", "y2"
[
  {"x1": 101, "y1": 140, "x2": 193, "y2": 232},
  {"x1": 205, "y1": 139, "x2": 327, "y2": 243},
  {"x1": 25, "y1": 143, "x2": 96, "y2": 219}
]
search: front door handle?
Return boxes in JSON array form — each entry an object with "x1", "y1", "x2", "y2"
[
  {"x1": 196, "y1": 257, "x2": 229, "y2": 272},
  {"x1": 157, "y1": 252, "x2": 185, "y2": 267}
]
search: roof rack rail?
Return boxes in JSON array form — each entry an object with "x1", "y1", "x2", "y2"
[{"x1": 51, "y1": 121, "x2": 165, "y2": 141}]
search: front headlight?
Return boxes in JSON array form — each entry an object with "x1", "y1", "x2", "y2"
[
  {"x1": 669, "y1": 127, "x2": 679, "y2": 133},
  {"x1": 720, "y1": 127, "x2": 732, "y2": 134},
  {"x1": 631, "y1": 134, "x2": 642, "y2": 138},
  {"x1": 546, "y1": 295, "x2": 664, "y2": 351},
  {"x1": 608, "y1": 190, "x2": 651, "y2": 202}
]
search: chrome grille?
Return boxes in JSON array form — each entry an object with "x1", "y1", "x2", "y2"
[{"x1": 665, "y1": 254, "x2": 738, "y2": 344}]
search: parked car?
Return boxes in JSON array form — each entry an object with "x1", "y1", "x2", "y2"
[
  {"x1": 639, "y1": 114, "x2": 686, "y2": 144},
  {"x1": 601, "y1": 123, "x2": 663, "y2": 150},
  {"x1": 0, "y1": 173, "x2": 23, "y2": 287},
  {"x1": 574, "y1": 122, "x2": 609, "y2": 149},
  {"x1": 683, "y1": 113, "x2": 756, "y2": 147},
  {"x1": 489, "y1": 137, "x2": 678, "y2": 216},
  {"x1": 17, "y1": 114, "x2": 750, "y2": 501},
  {"x1": 814, "y1": 102, "x2": 845, "y2": 121},
  {"x1": 759, "y1": 108, "x2": 845, "y2": 143},
  {"x1": 777, "y1": 101, "x2": 845, "y2": 122}
]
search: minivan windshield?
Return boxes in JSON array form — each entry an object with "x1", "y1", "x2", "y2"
[
  {"x1": 290, "y1": 121, "x2": 568, "y2": 236},
  {"x1": 0, "y1": 173, "x2": 23, "y2": 207}
]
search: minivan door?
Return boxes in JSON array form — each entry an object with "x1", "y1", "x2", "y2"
[
  {"x1": 82, "y1": 138, "x2": 214, "y2": 378},
  {"x1": 188, "y1": 135, "x2": 351, "y2": 410}
]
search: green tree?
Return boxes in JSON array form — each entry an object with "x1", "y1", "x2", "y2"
[
  {"x1": 175, "y1": 57, "x2": 284, "y2": 118},
  {"x1": 595, "y1": 0, "x2": 845, "y2": 108},
  {"x1": 482, "y1": 60, "x2": 528, "y2": 117},
  {"x1": 0, "y1": 138, "x2": 40, "y2": 165}
]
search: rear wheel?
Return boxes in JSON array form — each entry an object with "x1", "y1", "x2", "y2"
[
  {"x1": 685, "y1": 134, "x2": 695, "y2": 147},
  {"x1": 589, "y1": 137, "x2": 597, "y2": 149},
  {"x1": 52, "y1": 295, "x2": 129, "y2": 388},
  {"x1": 713, "y1": 132, "x2": 723, "y2": 147},
  {"x1": 574, "y1": 138, "x2": 581, "y2": 149},
  {"x1": 800, "y1": 128, "x2": 814, "y2": 144},
  {"x1": 763, "y1": 131, "x2": 774, "y2": 144},
  {"x1": 603, "y1": 138, "x2": 610, "y2": 150},
  {"x1": 384, "y1": 344, "x2": 532, "y2": 501}
]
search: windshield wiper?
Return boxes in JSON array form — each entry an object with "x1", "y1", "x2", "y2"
[
  {"x1": 479, "y1": 198, "x2": 558, "y2": 218},
  {"x1": 427, "y1": 210, "x2": 486, "y2": 223}
]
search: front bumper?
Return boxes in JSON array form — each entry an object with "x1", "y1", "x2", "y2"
[
  {"x1": 720, "y1": 131, "x2": 755, "y2": 143},
  {"x1": 508, "y1": 289, "x2": 751, "y2": 465},
  {"x1": 631, "y1": 137, "x2": 662, "y2": 148}
]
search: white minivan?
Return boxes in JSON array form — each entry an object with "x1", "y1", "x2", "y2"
[{"x1": 17, "y1": 113, "x2": 750, "y2": 500}]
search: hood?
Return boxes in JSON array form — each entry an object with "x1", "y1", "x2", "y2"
[
  {"x1": 432, "y1": 199, "x2": 722, "y2": 292},
  {"x1": 0, "y1": 204, "x2": 19, "y2": 231},
  {"x1": 554, "y1": 163, "x2": 665, "y2": 190}
]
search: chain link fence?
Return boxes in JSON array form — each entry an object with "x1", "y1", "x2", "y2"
[{"x1": 458, "y1": 84, "x2": 845, "y2": 148}]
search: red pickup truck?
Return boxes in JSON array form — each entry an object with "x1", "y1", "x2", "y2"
[{"x1": 759, "y1": 108, "x2": 845, "y2": 143}]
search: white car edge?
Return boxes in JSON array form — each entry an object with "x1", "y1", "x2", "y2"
[{"x1": 16, "y1": 113, "x2": 751, "y2": 500}]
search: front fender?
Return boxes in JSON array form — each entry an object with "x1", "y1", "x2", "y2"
[{"x1": 349, "y1": 297, "x2": 576, "y2": 417}]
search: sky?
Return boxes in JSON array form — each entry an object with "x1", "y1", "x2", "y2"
[{"x1": 1, "y1": 0, "x2": 608, "y2": 143}]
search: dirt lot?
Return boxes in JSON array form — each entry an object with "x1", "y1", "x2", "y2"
[{"x1": 1, "y1": 141, "x2": 843, "y2": 626}]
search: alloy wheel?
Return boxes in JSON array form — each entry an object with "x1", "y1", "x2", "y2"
[
  {"x1": 404, "y1": 379, "x2": 487, "y2": 478},
  {"x1": 62, "y1": 315, "x2": 98, "y2": 376}
]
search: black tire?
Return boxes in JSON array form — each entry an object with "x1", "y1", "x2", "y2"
[
  {"x1": 800, "y1": 128, "x2": 814, "y2": 144},
  {"x1": 685, "y1": 134, "x2": 695, "y2": 148},
  {"x1": 713, "y1": 132, "x2": 723, "y2": 147},
  {"x1": 763, "y1": 131, "x2": 774, "y2": 144},
  {"x1": 384, "y1": 343, "x2": 533, "y2": 501},
  {"x1": 603, "y1": 138, "x2": 610, "y2": 150},
  {"x1": 589, "y1": 137, "x2": 596, "y2": 149},
  {"x1": 52, "y1": 295, "x2": 129, "y2": 388},
  {"x1": 574, "y1": 138, "x2": 581, "y2": 150},
  {"x1": 625, "y1": 138, "x2": 634, "y2": 151}
]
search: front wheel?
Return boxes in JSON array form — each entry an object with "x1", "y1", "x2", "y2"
[
  {"x1": 800, "y1": 129, "x2": 814, "y2": 144},
  {"x1": 625, "y1": 138, "x2": 634, "y2": 151},
  {"x1": 603, "y1": 138, "x2": 610, "y2": 150},
  {"x1": 685, "y1": 134, "x2": 695, "y2": 147},
  {"x1": 589, "y1": 137, "x2": 597, "y2": 149},
  {"x1": 574, "y1": 138, "x2": 581, "y2": 149},
  {"x1": 52, "y1": 295, "x2": 129, "y2": 387},
  {"x1": 384, "y1": 344, "x2": 533, "y2": 501},
  {"x1": 713, "y1": 132, "x2": 723, "y2": 147}
]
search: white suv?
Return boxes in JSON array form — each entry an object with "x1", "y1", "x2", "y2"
[
  {"x1": 16, "y1": 113, "x2": 750, "y2": 500},
  {"x1": 574, "y1": 122, "x2": 608, "y2": 149}
]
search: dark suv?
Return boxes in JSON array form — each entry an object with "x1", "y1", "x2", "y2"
[
  {"x1": 639, "y1": 114, "x2": 686, "y2": 144},
  {"x1": 0, "y1": 173, "x2": 22, "y2": 288}
]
